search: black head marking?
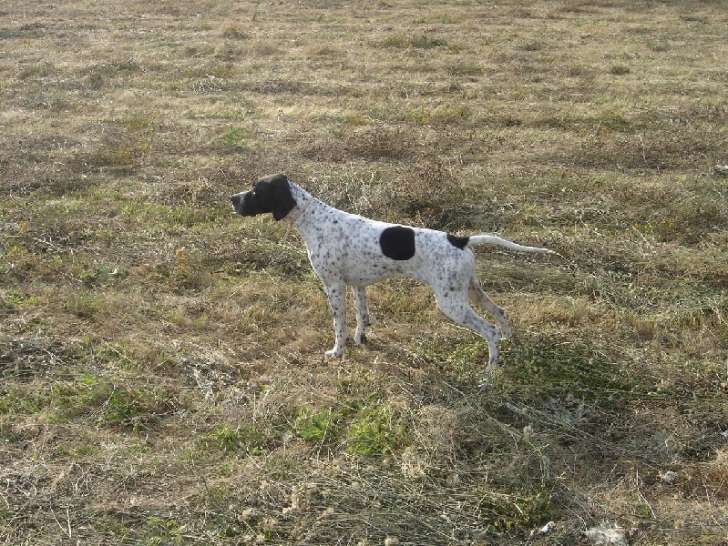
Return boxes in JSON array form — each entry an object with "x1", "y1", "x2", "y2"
[
  {"x1": 232, "y1": 174, "x2": 296, "y2": 221},
  {"x1": 380, "y1": 226, "x2": 415, "y2": 260},
  {"x1": 447, "y1": 233, "x2": 470, "y2": 250},
  {"x1": 268, "y1": 175, "x2": 296, "y2": 220}
]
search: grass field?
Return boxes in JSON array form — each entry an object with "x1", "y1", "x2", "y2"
[{"x1": 1, "y1": 0, "x2": 728, "y2": 544}]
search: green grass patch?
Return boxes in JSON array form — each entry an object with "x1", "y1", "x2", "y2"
[
  {"x1": 345, "y1": 404, "x2": 409, "y2": 456},
  {"x1": 0, "y1": 384, "x2": 49, "y2": 416},
  {"x1": 477, "y1": 489, "x2": 553, "y2": 532},
  {"x1": 502, "y1": 335, "x2": 648, "y2": 403},
  {"x1": 294, "y1": 407, "x2": 342, "y2": 443},
  {"x1": 50, "y1": 373, "x2": 176, "y2": 429},
  {"x1": 202, "y1": 422, "x2": 267, "y2": 455},
  {"x1": 221, "y1": 127, "x2": 252, "y2": 148}
]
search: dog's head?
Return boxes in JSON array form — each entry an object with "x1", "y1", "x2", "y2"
[{"x1": 230, "y1": 174, "x2": 297, "y2": 221}]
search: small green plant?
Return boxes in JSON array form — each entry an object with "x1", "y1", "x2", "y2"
[
  {"x1": 478, "y1": 490, "x2": 553, "y2": 531},
  {"x1": 145, "y1": 516, "x2": 184, "y2": 545},
  {"x1": 503, "y1": 336, "x2": 647, "y2": 403},
  {"x1": 64, "y1": 292, "x2": 103, "y2": 319},
  {"x1": 205, "y1": 423, "x2": 267, "y2": 455},
  {"x1": 345, "y1": 405, "x2": 408, "y2": 456},
  {"x1": 221, "y1": 127, "x2": 251, "y2": 148},
  {"x1": 2, "y1": 291, "x2": 40, "y2": 307},
  {"x1": 80, "y1": 265, "x2": 128, "y2": 287},
  {"x1": 208, "y1": 424, "x2": 240, "y2": 452},
  {"x1": 294, "y1": 407, "x2": 341, "y2": 443}
]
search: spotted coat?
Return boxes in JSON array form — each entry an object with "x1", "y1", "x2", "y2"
[{"x1": 231, "y1": 175, "x2": 555, "y2": 382}]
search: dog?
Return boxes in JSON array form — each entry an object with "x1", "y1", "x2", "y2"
[{"x1": 231, "y1": 174, "x2": 555, "y2": 381}]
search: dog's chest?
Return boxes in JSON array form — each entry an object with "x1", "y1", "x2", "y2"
[{"x1": 298, "y1": 211, "x2": 413, "y2": 282}]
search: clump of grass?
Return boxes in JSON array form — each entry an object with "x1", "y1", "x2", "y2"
[
  {"x1": 406, "y1": 104, "x2": 471, "y2": 125},
  {"x1": 145, "y1": 516, "x2": 185, "y2": 545},
  {"x1": 172, "y1": 246, "x2": 213, "y2": 290},
  {"x1": 0, "y1": 384, "x2": 49, "y2": 416},
  {"x1": 563, "y1": 124, "x2": 725, "y2": 171},
  {"x1": 518, "y1": 40, "x2": 545, "y2": 52},
  {"x1": 221, "y1": 127, "x2": 252, "y2": 149},
  {"x1": 413, "y1": 13, "x2": 457, "y2": 24},
  {"x1": 18, "y1": 61, "x2": 54, "y2": 80},
  {"x1": 477, "y1": 490, "x2": 553, "y2": 532},
  {"x1": 75, "y1": 113, "x2": 157, "y2": 173},
  {"x1": 64, "y1": 292, "x2": 104, "y2": 319},
  {"x1": 294, "y1": 407, "x2": 342, "y2": 443},
  {"x1": 393, "y1": 158, "x2": 473, "y2": 229},
  {"x1": 221, "y1": 25, "x2": 248, "y2": 40},
  {"x1": 502, "y1": 335, "x2": 645, "y2": 404},
  {"x1": 608, "y1": 64, "x2": 631, "y2": 75},
  {"x1": 204, "y1": 423, "x2": 267, "y2": 455},
  {"x1": 345, "y1": 404, "x2": 408, "y2": 456},
  {"x1": 651, "y1": 190, "x2": 727, "y2": 244},
  {"x1": 382, "y1": 33, "x2": 447, "y2": 49},
  {"x1": 301, "y1": 126, "x2": 418, "y2": 162},
  {"x1": 49, "y1": 373, "x2": 177, "y2": 429},
  {"x1": 446, "y1": 61, "x2": 482, "y2": 78}
]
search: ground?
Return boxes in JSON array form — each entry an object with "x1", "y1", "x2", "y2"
[{"x1": 1, "y1": 0, "x2": 727, "y2": 544}]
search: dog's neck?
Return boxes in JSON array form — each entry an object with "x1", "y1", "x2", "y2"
[{"x1": 283, "y1": 180, "x2": 328, "y2": 229}]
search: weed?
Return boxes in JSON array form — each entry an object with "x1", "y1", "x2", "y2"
[
  {"x1": 294, "y1": 407, "x2": 342, "y2": 443},
  {"x1": 145, "y1": 516, "x2": 184, "y2": 545},
  {"x1": 203, "y1": 423, "x2": 267, "y2": 455},
  {"x1": 345, "y1": 405, "x2": 409, "y2": 456},
  {"x1": 478, "y1": 490, "x2": 553, "y2": 531},
  {"x1": 221, "y1": 127, "x2": 252, "y2": 148},
  {"x1": 0, "y1": 385, "x2": 48, "y2": 415},
  {"x1": 63, "y1": 292, "x2": 104, "y2": 319}
]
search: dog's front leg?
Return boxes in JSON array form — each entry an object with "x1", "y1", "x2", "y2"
[
  {"x1": 352, "y1": 286, "x2": 369, "y2": 345},
  {"x1": 323, "y1": 280, "x2": 346, "y2": 357}
]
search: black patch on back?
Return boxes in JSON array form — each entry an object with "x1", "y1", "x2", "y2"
[
  {"x1": 447, "y1": 233, "x2": 470, "y2": 249},
  {"x1": 380, "y1": 226, "x2": 415, "y2": 260}
]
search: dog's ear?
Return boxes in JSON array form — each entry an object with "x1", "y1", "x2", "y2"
[{"x1": 270, "y1": 175, "x2": 296, "y2": 221}]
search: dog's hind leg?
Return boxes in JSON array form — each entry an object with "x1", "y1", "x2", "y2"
[
  {"x1": 434, "y1": 287, "x2": 501, "y2": 382},
  {"x1": 469, "y1": 276, "x2": 512, "y2": 339}
]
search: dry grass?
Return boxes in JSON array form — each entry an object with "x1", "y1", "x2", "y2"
[{"x1": 1, "y1": 0, "x2": 728, "y2": 544}]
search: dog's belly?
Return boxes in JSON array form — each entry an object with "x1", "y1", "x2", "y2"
[{"x1": 342, "y1": 256, "x2": 419, "y2": 286}]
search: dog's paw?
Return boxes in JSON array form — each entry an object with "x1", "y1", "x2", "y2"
[
  {"x1": 353, "y1": 332, "x2": 367, "y2": 346},
  {"x1": 324, "y1": 348, "x2": 344, "y2": 358}
]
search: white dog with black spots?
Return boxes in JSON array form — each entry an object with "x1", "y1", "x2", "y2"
[{"x1": 231, "y1": 174, "x2": 556, "y2": 382}]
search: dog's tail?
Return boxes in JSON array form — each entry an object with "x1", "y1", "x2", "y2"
[{"x1": 467, "y1": 234, "x2": 556, "y2": 255}]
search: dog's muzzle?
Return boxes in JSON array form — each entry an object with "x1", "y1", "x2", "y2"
[{"x1": 230, "y1": 193, "x2": 246, "y2": 215}]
